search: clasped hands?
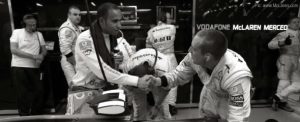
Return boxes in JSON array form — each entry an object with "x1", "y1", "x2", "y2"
[
  {"x1": 34, "y1": 54, "x2": 45, "y2": 66},
  {"x1": 137, "y1": 75, "x2": 161, "y2": 91}
]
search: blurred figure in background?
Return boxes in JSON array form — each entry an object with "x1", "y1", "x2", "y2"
[
  {"x1": 58, "y1": 5, "x2": 83, "y2": 85},
  {"x1": 268, "y1": 17, "x2": 300, "y2": 112},
  {"x1": 146, "y1": 11, "x2": 178, "y2": 115},
  {"x1": 10, "y1": 14, "x2": 47, "y2": 115}
]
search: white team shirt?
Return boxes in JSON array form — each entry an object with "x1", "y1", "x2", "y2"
[
  {"x1": 163, "y1": 49, "x2": 252, "y2": 121},
  {"x1": 10, "y1": 28, "x2": 45, "y2": 68},
  {"x1": 146, "y1": 24, "x2": 176, "y2": 54},
  {"x1": 58, "y1": 19, "x2": 83, "y2": 55},
  {"x1": 72, "y1": 30, "x2": 139, "y2": 87},
  {"x1": 122, "y1": 48, "x2": 171, "y2": 76},
  {"x1": 268, "y1": 29, "x2": 300, "y2": 55}
]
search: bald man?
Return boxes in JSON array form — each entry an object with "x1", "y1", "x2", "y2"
[{"x1": 150, "y1": 30, "x2": 253, "y2": 121}]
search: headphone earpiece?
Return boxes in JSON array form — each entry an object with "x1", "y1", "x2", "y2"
[
  {"x1": 21, "y1": 14, "x2": 38, "y2": 28},
  {"x1": 21, "y1": 19, "x2": 26, "y2": 27}
]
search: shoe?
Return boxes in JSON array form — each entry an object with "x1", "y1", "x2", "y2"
[
  {"x1": 169, "y1": 104, "x2": 177, "y2": 115},
  {"x1": 272, "y1": 99, "x2": 278, "y2": 111},
  {"x1": 278, "y1": 102, "x2": 294, "y2": 112},
  {"x1": 272, "y1": 95, "x2": 280, "y2": 111}
]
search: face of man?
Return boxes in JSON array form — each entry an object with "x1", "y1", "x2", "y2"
[
  {"x1": 166, "y1": 12, "x2": 173, "y2": 24},
  {"x1": 288, "y1": 18, "x2": 300, "y2": 30},
  {"x1": 100, "y1": 9, "x2": 122, "y2": 36},
  {"x1": 68, "y1": 8, "x2": 81, "y2": 25},
  {"x1": 189, "y1": 36, "x2": 207, "y2": 66},
  {"x1": 24, "y1": 18, "x2": 37, "y2": 33}
]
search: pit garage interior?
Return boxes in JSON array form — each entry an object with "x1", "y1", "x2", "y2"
[{"x1": 0, "y1": 0, "x2": 300, "y2": 121}]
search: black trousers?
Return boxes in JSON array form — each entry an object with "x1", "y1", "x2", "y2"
[{"x1": 11, "y1": 67, "x2": 44, "y2": 115}]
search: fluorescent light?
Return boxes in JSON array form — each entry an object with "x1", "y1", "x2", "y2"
[
  {"x1": 137, "y1": 9, "x2": 152, "y2": 12},
  {"x1": 91, "y1": 2, "x2": 96, "y2": 7},
  {"x1": 36, "y1": 3, "x2": 43, "y2": 7}
]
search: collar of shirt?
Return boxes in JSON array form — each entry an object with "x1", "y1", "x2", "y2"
[
  {"x1": 67, "y1": 19, "x2": 80, "y2": 32},
  {"x1": 103, "y1": 33, "x2": 111, "y2": 53}
]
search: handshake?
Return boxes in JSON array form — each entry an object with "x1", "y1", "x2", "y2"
[{"x1": 137, "y1": 75, "x2": 162, "y2": 90}]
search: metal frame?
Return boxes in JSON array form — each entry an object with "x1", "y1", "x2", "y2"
[
  {"x1": 156, "y1": 6, "x2": 176, "y2": 23},
  {"x1": 298, "y1": 2, "x2": 300, "y2": 17},
  {"x1": 8, "y1": 0, "x2": 14, "y2": 30},
  {"x1": 119, "y1": 6, "x2": 138, "y2": 24}
]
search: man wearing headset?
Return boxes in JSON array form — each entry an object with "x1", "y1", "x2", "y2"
[
  {"x1": 10, "y1": 14, "x2": 47, "y2": 115},
  {"x1": 58, "y1": 5, "x2": 84, "y2": 85}
]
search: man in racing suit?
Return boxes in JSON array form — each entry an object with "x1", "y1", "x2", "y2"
[
  {"x1": 66, "y1": 2, "x2": 152, "y2": 115},
  {"x1": 146, "y1": 12, "x2": 178, "y2": 115},
  {"x1": 150, "y1": 29, "x2": 253, "y2": 121},
  {"x1": 58, "y1": 5, "x2": 84, "y2": 85},
  {"x1": 268, "y1": 17, "x2": 300, "y2": 112},
  {"x1": 121, "y1": 48, "x2": 172, "y2": 121}
]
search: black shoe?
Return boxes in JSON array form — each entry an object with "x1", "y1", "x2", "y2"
[
  {"x1": 169, "y1": 104, "x2": 177, "y2": 115},
  {"x1": 278, "y1": 102, "x2": 294, "y2": 112}
]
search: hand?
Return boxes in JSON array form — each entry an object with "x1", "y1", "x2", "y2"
[
  {"x1": 137, "y1": 75, "x2": 153, "y2": 90},
  {"x1": 36, "y1": 59, "x2": 43, "y2": 66},
  {"x1": 34, "y1": 54, "x2": 44, "y2": 61},
  {"x1": 113, "y1": 52, "x2": 123, "y2": 68},
  {"x1": 284, "y1": 35, "x2": 292, "y2": 45},
  {"x1": 149, "y1": 76, "x2": 162, "y2": 87},
  {"x1": 67, "y1": 55, "x2": 76, "y2": 65}
]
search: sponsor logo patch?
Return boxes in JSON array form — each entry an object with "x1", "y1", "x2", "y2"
[
  {"x1": 230, "y1": 95, "x2": 244, "y2": 107},
  {"x1": 79, "y1": 41, "x2": 93, "y2": 56},
  {"x1": 230, "y1": 84, "x2": 244, "y2": 95},
  {"x1": 229, "y1": 84, "x2": 244, "y2": 107}
]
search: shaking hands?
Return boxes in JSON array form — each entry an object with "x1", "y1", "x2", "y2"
[{"x1": 137, "y1": 75, "x2": 162, "y2": 90}]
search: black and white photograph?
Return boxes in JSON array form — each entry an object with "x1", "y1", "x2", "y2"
[{"x1": 0, "y1": 0, "x2": 300, "y2": 122}]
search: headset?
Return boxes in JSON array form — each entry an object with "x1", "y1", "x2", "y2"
[{"x1": 21, "y1": 14, "x2": 38, "y2": 29}]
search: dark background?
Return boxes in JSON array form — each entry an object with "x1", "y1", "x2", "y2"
[{"x1": 0, "y1": 0, "x2": 299, "y2": 111}]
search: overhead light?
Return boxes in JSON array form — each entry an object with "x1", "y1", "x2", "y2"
[
  {"x1": 255, "y1": 1, "x2": 260, "y2": 4},
  {"x1": 203, "y1": 11, "x2": 210, "y2": 17},
  {"x1": 247, "y1": 2, "x2": 251, "y2": 5},
  {"x1": 36, "y1": 3, "x2": 43, "y2": 7},
  {"x1": 137, "y1": 9, "x2": 152, "y2": 12},
  {"x1": 264, "y1": 0, "x2": 268, "y2": 2},
  {"x1": 234, "y1": 0, "x2": 239, "y2": 3},
  {"x1": 91, "y1": 2, "x2": 96, "y2": 7}
]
